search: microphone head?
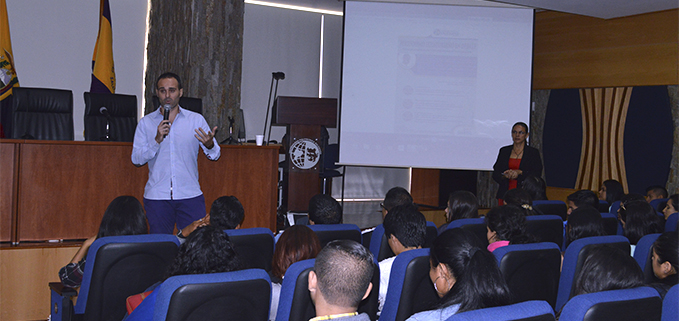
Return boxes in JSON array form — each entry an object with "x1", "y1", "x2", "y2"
[
  {"x1": 273, "y1": 72, "x2": 285, "y2": 80},
  {"x1": 163, "y1": 104, "x2": 171, "y2": 112},
  {"x1": 99, "y1": 106, "x2": 108, "y2": 115}
]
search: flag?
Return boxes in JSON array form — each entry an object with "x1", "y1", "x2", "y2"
[
  {"x1": 0, "y1": 0, "x2": 19, "y2": 100},
  {"x1": 90, "y1": 0, "x2": 115, "y2": 93}
]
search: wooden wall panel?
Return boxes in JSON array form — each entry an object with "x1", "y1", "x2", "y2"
[
  {"x1": 411, "y1": 168, "x2": 440, "y2": 208},
  {"x1": 0, "y1": 141, "x2": 18, "y2": 242},
  {"x1": 533, "y1": 9, "x2": 679, "y2": 89}
]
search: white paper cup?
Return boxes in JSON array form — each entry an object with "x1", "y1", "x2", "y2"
[{"x1": 255, "y1": 135, "x2": 264, "y2": 146}]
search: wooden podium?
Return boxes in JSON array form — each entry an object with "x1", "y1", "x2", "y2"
[{"x1": 272, "y1": 96, "x2": 337, "y2": 212}]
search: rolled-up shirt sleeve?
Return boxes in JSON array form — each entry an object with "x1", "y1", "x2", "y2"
[{"x1": 131, "y1": 116, "x2": 161, "y2": 166}]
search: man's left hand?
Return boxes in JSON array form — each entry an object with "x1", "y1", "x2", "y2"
[{"x1": 195, "y1": 126, "x2": 218, "y2": 149}]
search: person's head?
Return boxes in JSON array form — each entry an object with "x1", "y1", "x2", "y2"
[
  {"x1": 599, "y1": 179, "x2": 624, "y2": 205},
  {"x1": 651, "y1": 232, "x2": 678, "y2": 281},
  {"x1": 645, "y1": 185, "x2": 669, "y2": 202},
  {"x1": 511, "y1": 122, "x2": 529, "y2": 146},
  {"x1": 383, "y1": 204, "x2": 427, "y2": 255},
  {"x1": 521, "y1": 176, "x2": 547, "y2": 201},
  {"x1": 166, "y1": 225, "x2": 243, "y2": 278},
  {"x1": 503, "y1": 188, "x2": 537, "y2": 216},
  {"x1": 156, "y1": 72, "x2": 183, "y2": 109},
  {"x1": 308, "y1": 194, "x2": 342, "y2": 224},
  {"x1": 565, "y1": 205, "x2": 606, "y2": 247},
  {"x1": 445, "y1": 191, "x2": 479, "y2": 222},
  {"x1": 429, "y1": 228, "x2": 511, "y2": 313},
  {"x1": 209, "y1": 196, "x2": 245, "y2": 230},
  {"x1": 485, "y1": 205, "x2": 531, "y2": 245},
  {"x1": 573, "y1": 245, "x2": 644, "y2": 296},
  {"x1": 619, "y1": 200, "x2": 664, "y2": 245},
  {"x1": 308, "y1": 240, "x2": 374, "y2": 313},
  {"x1": 566, "y1": 190, "x2": 599, "y2": 215},
  {"x1": 271, "y1": 225, "x2": 322, "y2": 280},
  {"x1": 97, "y1": 196, "x2": 147, "y2": 239},
  {"x1": 382, "y1": 187, "x2": 413, "y2": 219},
  {"x1": 663, "y1": 194, "x2": 678, "y2": 220}
]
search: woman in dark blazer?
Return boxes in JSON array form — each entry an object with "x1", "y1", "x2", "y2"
[{"x1": 492, "y1": 122, "x2": 543, "y2": 204}]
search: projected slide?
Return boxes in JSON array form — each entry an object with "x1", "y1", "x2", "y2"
[{"x1": 340, "y1": 1, "x2": 534, "y2": 170}]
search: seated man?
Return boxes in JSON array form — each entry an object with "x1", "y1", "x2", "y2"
[
  {"x1": 645, "y1": 185, "x2": 668, "y2": 203},
  {"x1": 378, "y1": 204, "x2": 427, "y2": 313},
  {"x1": 380, "y1": 187, "x2": 414, "y2": 220},
  {"x1": 567, "y1": 190, "x2": 599, "y2": 215},
  {"x1": 309, "y1": 194, "x2": 343, "y2": 225},
  {"x1": 308, "y1": 240, "x2": 374, "y2": 321},
  {"x1": 177, "y1": 195, "x2": 244, "y2": 240}
]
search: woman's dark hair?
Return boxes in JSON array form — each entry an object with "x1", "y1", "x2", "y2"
[
  {"x1": 621, "y1": 200, "x2": 664, "y2": 244},
  {"x1": 667, "y1": 194, "x2": 679, "y2": 213},
  {"x1": 521, "y1": 176, "x2": 547, "y2": 201},
  {"x1": 430, "y1": 228, "x2": 512, "y2": 313},
  {"x1": 602, "y1": 179, "x2": 624, "y2": 206},
  {"x1": 653, "y1": 231, "x2": 678, "y2": 273},
  {"x1": 513, "y1": 122, "x2": 528, "y2": 133},
  {"x1": 566, "y1": 205, "x2": 606, "y2": 247},
  {"x1": 447, "y1": 191, "x2": 479, "y2": 222},
  {"x1": 573, "y1": 245, "x2": 644, "y2": 296},
  {"x1": 271, "y1": 225, "x2": 322, "y2": 280},
  {"x1": 503, "y1": 188, "x2": 538, "y2": 216},
  {"x1": 618, "y1": 193, "x2": 647, "y2": 223},
  {"x1": 166, "y1": 225, "x2": 243, "y2": 278},
  {"x1": 97, "y1": 196, "x2": 147, "y2": 239},
  {"x1": 485, "y1": 205, "x2": 534, "y2": 244}
]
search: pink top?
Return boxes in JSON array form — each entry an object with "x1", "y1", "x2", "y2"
[{"x1": 487, "y1": 240, "x2": 510, "y2": 252}]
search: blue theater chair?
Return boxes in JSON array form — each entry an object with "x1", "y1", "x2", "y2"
[
  {"x1": 445, "y1": 300, "x2": 555, "y2": 321},
  {"x1": 558, "y1": 287, "x2": 662, "y2": 321},
  {"x1": 633, "y1": 233, "x2": 661, "y2": 283},
  {"x1": 225, "y1": 227, "x2": 275, "y2": 271},
  {"x1": 308, "y1": 223, "x2": 362, "y2": 247},
  {"x1": 49, "y1": 234, "x2": 180, "y2": 321}
]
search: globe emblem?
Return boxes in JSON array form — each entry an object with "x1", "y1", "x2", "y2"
[{"x1": 289, "y1": 138, "x2": 322, "y2": 170}]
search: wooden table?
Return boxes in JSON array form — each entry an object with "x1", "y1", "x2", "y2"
[{"x1": 0, "y1": 139, "x2": 279, "y2": 243}]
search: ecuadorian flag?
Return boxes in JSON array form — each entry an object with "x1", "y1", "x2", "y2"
[
  {"x1": 90, "y1": 0, "x2": 115, "y2": 93},
  {"x1": 0, "y1": 0, "x2": 19, "y2": 100}
]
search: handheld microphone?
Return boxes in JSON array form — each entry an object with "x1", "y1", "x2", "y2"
[
  {"x1": 99, "y1": 106, "x2": 112, "y2": 119},
  {"x1": 163, "y1": 104, "x2": 171, "y2": 138},
  {"x1": 272, "y1": 72, "x2": 285, "y2": 80}
]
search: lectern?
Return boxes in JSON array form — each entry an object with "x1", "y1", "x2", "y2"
[{"x1": 273, "y1": 96, "x2": 337, "y2": 212}]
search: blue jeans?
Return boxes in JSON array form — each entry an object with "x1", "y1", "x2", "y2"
[{"x1": 144, "y1": 195, "x2": 206, "y2": 234}]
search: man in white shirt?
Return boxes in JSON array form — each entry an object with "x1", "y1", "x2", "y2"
[
  {"x1": 131, "y1": 72, "x2": 219, "y2": 234},
  {"x1": 377, "y1": 204, "x2": 427, "y2": 313}
]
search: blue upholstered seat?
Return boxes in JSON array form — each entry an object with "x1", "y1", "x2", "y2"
[
  {"x1": 559, "y1": 287, "x2": 662, "y2": 321},
  {"x1": 633, "y1": 233, "x2": 661, "y2": 283},
  {"x1": 225, "y1": 227, "x2": 275, "y2": 271},
  {"x1": 445, "y1": 300, "x2": 555, "y2": 321}
]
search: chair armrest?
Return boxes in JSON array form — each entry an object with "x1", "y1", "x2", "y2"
[{"x1": 49, "y1": 282, "x2": 78, "y2": 298}]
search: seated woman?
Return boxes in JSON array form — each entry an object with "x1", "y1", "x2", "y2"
[
  {"x1": 59, "y1": 196, "x2": 147, "y2": 287},
  {"x1": 438, "y1": 191, "x2": 479, "y2": 234},
  {"x1": 649, "y1": 231, "x2": 678, "y2": 298},
  {"x1": 269, "y1": 225, "x2": 322, "y2": 321},
  {"x1": 485, "y1": 204, "x2": 534, "y2": 252},
  {"x1": 557, "y1": 244, "x2": 644, "y2": 316},
  {"x1": 406, "y1": 228, "x2": 511, "y2": 321},
  {"x1": 125, "y1": 225, "x2": 243, "y2": 319},
  {"x1": 599, "y1": 179, "x2": 625, "y2": 208},
  {"x1": 619, "y1": 200, "x2": 664, "y2": 256},
  {"x1": 521, "y1": 175, "x2": 547, "y2": 202},
  {"x1": 565, "y1": 205, "x2": 606, "y2": 248},
  {"x1": 662, "y1": 194, "x2": 678, "y2": 220},
  {"x1": 503, "y1": 188, "x2": 541, "y2": 216}
]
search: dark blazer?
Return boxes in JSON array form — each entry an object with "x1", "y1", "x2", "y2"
[{"x1": 492, "y1": 144, "x2": 543, "y2": 199}]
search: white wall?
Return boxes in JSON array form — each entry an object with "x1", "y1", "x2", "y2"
[{"x1": 7, "y1": 0, "x2": 147, "y2": 141}]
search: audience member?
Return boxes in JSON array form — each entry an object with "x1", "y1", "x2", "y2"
[
  {"x1": 406, "y1": 228, "x2": 511, "y2": 320},
  {"x1": 521, "y1": 175, "x2": 548, "y2": 201},
  {"x1": 59, "y1": 196, "x2": 148, "y2": 287},
  {"x1": 308, "y1": 240, "x2": 374, "y2": 321},
  {"x1": 503, "y1": 188, "x2": 541, "y2": 216},
  {"x1": 662, "y1": 194, "x2": 678, "y2": 220},
  {"x1": 649, "y1": 231, "x2": 678, "y2": 298},
  {"x1": 619, "y1": 200, "x2": 664, "y2": 255},
  {"x1": 176, "y1": 195, "x2": 245, "y2": 241},
  {"x1": 269, "y1": 225, "x2": 322, "y2": 321},
  {"x1": 438, "y1": 191, "x2": 479, "y2": 233},
  {"x1": 599, "y1": 179, "x2": 624, "y2": 207},
  {"x1": 125, "y1": 225, "x2": 243, "y2": 319},
  {"x1": 566, "y1": 190, "x2": 598, "y2": 215},
  {"x1": 309, "y1": 194, "x2": 343, "y2": 224},
  {"x1": 485, "y1": 205, "x2": 534, "y2": 252},
  {"x1": 378, "y1": 204, "x2": 427, "y2": 313},
  {"x1": 381, "y1": 187, "x2": 414, "y2": 220},
  {"x1": 565, "y1": 205, "x2": 606, "y2": 248},
  {"x1": 646, "y1": 185, "x2": 669, "y2": 203}
]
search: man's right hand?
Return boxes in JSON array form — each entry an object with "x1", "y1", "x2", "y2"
[{"x1": 155, "y1": 120, "x2": 171, "y2": 144}]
